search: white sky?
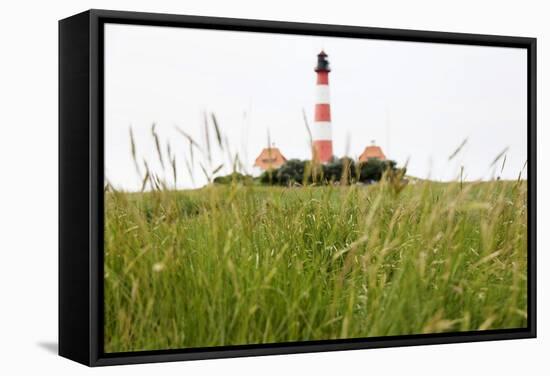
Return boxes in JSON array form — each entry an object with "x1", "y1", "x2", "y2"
[{"x1": 104, "y1": 23, "x2": 527, "y2": 191}]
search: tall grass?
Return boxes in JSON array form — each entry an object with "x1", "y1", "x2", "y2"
[{"x1": 104, "y1": 177, "x2": 527, "y2": 352}]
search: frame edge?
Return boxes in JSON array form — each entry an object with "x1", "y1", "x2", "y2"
[{"x1": 59, "y1": 10, "x2": 93, "y2": 366}]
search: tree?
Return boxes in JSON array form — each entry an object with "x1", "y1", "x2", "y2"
[
  {"x1": 358, "y1": 159, "x2": 397, "y2": 183},
  {"x1": 276, "y1": 159, "x2": 307, "y2": 185},
  {"x1": 259, "y1": 157, "x2": 399, "y2": 186}
]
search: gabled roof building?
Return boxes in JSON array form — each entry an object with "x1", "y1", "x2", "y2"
[
  {"x1": 359, "y1": 141, "x2": 386, "y2": 163},
  {"x1": 254, "y1": 147, "x2": 287, "y2": 171}
]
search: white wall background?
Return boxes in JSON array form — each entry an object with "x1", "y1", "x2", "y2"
[{"x1": 0, "y1": 0, "x2": 548, "y2": 374}]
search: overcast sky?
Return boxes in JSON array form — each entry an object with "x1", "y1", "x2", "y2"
[{"x1": 104, "y1": 23, "x2": 527, "y2": 191}]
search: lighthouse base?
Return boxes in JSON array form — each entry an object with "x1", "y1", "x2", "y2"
[{"x1": 313, "y1": 140, "x2": 333, "y2": 164}]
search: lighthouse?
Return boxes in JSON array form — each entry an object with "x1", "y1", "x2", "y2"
[{"x1": 313, "y1": 50, "x2": 333, "y2": 164}]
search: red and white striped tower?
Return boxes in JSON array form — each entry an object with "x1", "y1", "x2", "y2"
[{"x1": 313, "y1": 50, "x2": 333, "y2": 163}]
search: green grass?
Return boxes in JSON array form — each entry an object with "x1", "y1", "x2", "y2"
[{"x1": 104, "y1": 179, "x2": 527, "y2": 353}]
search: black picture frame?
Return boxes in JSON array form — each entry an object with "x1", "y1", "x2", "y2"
[{"x1": 59, "y1": 9, "x2": 537, "y2": 367}]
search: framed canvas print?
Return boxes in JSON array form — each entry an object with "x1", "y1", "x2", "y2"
[{"x1": 59, "y1": 9, "x2": 536, "y2": 366}]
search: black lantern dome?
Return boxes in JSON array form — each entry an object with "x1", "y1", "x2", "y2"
[{"x1": 315, "y1": 50, "x2": 331, "y2": 72}]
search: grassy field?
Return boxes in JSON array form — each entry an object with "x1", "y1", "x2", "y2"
[{"x1": 104, "y1": 179, "x2": 527, "y2": 353}]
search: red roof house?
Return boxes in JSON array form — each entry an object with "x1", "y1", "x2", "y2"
[
  {"x1": 254, "y1": 147, "x2": 287, "y2": 170},
  {"x1": 359, "y1": 142, "x2": 386, "y2": 163}
]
